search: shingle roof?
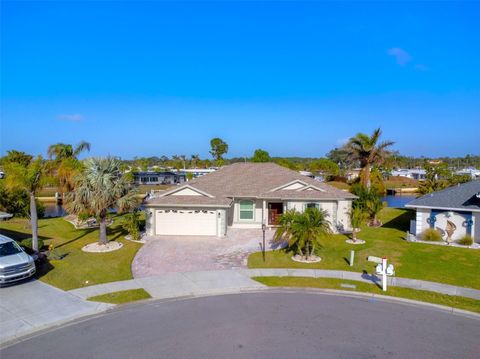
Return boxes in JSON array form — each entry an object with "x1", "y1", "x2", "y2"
[
  {"x1": 145, "y1": 162, "x2": 355, "y2": 207},
  {"x1": 406, "y1": 180, "x2": 480, "y2": 212}
]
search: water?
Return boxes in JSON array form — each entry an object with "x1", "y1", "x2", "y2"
[
  {"x1": 43, "y1": 203, "x2": 66, "y2": 218},
  {"x1": 381, "y1": 194, "x2": 417, "y2": 208}
]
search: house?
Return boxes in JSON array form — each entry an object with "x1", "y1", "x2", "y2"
[
  {"x1": 144, "y1": 162, "x2": 356, "y2": 237},
  {"x1": 405, "y1": 180, "x2": 480, "y2": 243},
  {"x1": 455, "y1": 168, "x2": 480, "y2": 180},
  {"x1": 133, "y1": 171, "x2": 186, "y2": 185},
  {"x1": 391, "y1": 168, "x2": 427, "y2": 181},
  {"x1": 181, "y1": 168, "x2": 217, "y2": 178}
]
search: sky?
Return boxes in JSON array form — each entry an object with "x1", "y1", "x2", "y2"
[{"x1": 1, "y1": 1, "x2": 479, "y2": 159}]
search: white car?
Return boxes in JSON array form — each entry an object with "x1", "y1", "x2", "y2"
[{"x1": 0, "y1": 235, "x2": 36, "y2": 285}]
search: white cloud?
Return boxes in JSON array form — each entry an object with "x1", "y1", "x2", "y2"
[
  {"x1": 58, "y1": 114, "x2": 84, "y2": 122},
  {"x1": 387, "y1": 47, "x2": 412, "y2": 66}
]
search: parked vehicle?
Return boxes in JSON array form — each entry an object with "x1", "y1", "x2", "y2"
[{"x1": 0, "y1": 235, "x2": 36, "y2": 285}]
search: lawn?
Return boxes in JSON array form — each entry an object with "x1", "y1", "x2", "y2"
[
  {"x1": 248, "y1": 208, "x2": 480, "y2": 289},
  {"x1": 254, "y1": 277, "x2": 480, "y2": 314},
  {"x1": 0, "y1": 215, "x2": 143, "y2": 291},
  {"x1": 88, "y1": 289, "x2": 151, "y2": 304}
]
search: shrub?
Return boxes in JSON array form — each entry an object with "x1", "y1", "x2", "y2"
[
  {"x1": 123, "y1": 211, "x2": 141, "y2": 240},
  {"x1": 421, "y1": 228, "x2": 442, "y2": 242},
  {"x1": 457, "y1": 235, "x2": 473, "y2": 246},
  {"x1": 19, "y1": 238, "x2": 45, "y2": 252}
]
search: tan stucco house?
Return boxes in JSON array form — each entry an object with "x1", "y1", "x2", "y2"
[{"x1": 144, "y1": 162, "x2": 356, "y2": 237}]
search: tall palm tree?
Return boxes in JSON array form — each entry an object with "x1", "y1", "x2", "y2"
[
  {"x1": 47, "y1": 141, "x2": 91, "y2": 193},
  {"x1": 3, "y1": 156, "x2": 50, "y2": 252},
  {"x1": 191, "y1": 154, "x2": 200, "y2": 168},
  {"x1": 346, "y1": 128, "x2": 394, "y2": 188},
  {"x1": 47, "y1": 141, "x2": 91, "y2": 161},
  {"x1": 274, "y1": 208, "x2": 332, "y2": 260},
  {"x1": 66, "y1": 157, "x2": 139, "y2": 245}
]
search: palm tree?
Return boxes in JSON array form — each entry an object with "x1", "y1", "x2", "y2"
[
  {"x1": 274, "y1": 208, "x2": 331, "y2": 260},
  {"x1": 346, "y1": 128, "x2": 394, "y2": 188},
  {"x1": 349, "y1": 206, "x2": 366, "y2": 242},
  {"x1": 3, "y1": 156, "x2": 50, "y2": 252},
  {"x1": 47, "y1": 141, "x2": 91, "y2": 161},
  {"x1": 47, "y1": 141, "x2": 91, "y2": 193},
  {"x1": 66, "y1": 157, "x2": 139, "y2": 245},
  {"x1": 191, "y1": 154, "x2": 200, "y2": 168}
]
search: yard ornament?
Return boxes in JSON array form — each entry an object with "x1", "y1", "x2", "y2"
[{"x1": 445, "y1": 220, "x2": 457, "y2": 244}]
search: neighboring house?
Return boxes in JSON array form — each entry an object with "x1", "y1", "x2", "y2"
[
  {"x1": 455, "y1": 168, "x2": 480, "y2": 180},
  {"x1": 133, "y1": 171, "x2": 186, "y2": 185},
  {"x1": 181, "y1": 168, "x2": 217, "y2": 178},
  {"x1": 144, "y1": 162, "x2": 356, "y2": 237},
  {"x1": 405, "y1": 180, "x2": 480, "y2": 243},
  {"x1": 391, "y1": 168, "x2": 427, "y2": 181}
]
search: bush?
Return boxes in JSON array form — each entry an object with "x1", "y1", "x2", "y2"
[
  {"x1": 421, "y1": 228, "x2": 442, "y2": 242},
  {"x1": 123, "y1": 211, "x2": 141, "y2": 240},
  {"x1": 457, "y1": 235, "x2": 473, "y2": 246},
  {"x1": 19, "y1": 238, "x2": 45, "y2": 252}
]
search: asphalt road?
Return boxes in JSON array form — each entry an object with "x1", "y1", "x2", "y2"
[{"x1": 2, "y1": 290, "x2": 479, "y2": 359}]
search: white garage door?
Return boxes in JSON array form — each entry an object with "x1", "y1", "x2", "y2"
[{"x1": 155, "y1": 209, "x2": 217, "y2": 236}]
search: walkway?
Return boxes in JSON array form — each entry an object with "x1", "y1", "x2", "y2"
[
  {"x1": 0, "y1": 279, "x2": 111, "y2": 345},
  {"x1": 69, "y1": 268, "x2": 480, "y2": 301}
]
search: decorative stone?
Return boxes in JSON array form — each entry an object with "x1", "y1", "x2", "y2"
[
  {"x1": 291, "y1": 254, "x2": 321, "y2": 263},
  {"x1": 82, "y1": 241, "x2": 123, "y2": 253},
  {"x1": 345, "y1": 239, "x2": 366, "y2": 245}
]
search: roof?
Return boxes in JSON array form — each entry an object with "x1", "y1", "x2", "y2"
[
  {"x1": 406, "y1": 180, "x2": 480, "y2": 212},
  {"x1": 145, "y1": 162, "x2": 355, "y2": 207}
]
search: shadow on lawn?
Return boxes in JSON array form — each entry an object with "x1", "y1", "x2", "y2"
[
  {"x1": 381, "y1": 210, "x2": 415, "y2": 232},
  {"x1": 0, "y1": 227, "x2": 51, "y2": 242}
]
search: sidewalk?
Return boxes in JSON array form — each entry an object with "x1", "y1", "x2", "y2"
[
  {"x1": 0, "y1": 279, "x2": 112, "y2": 345},
  {"x1": 69, "y1": 269, "x2": 480, "y2": 301}
]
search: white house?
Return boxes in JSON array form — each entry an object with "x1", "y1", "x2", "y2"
[
  {"x1": 144, "y1": 162, "x2": 356, "y2": 237},
  {"x1": 406, "y1": 180, "x2": 480, "y2": 243}
]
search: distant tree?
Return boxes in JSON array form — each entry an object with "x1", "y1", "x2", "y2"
[
  {"x1": 252, "y1": 149, "x2": 270, "y2": 163},
  {"x1": 191, "y1": 154, "x2": 200, "y2": 168},
  {"x1": 209, "y1": 138, "x2": 228, "y2": 166},
  {"x1": 3, "y1": 156, "x2": 51, "y2": 252},
  {"x1": 66, "y1": 157, "x2": 139, "y2": 245},
  {"x1": 0, "y1": 150, "x2": 33, "y2": 167},
  {"x1": 418, "y1": 162, "x2": 452, "y2": 195},
  {"x1": 308, "y1": 158, "x2": 339, "y2": 180},
  {"x1": 346, "y1": 128, "x2": 394, "y2": 188},
  {"x1": 273, "y1": 158, "x2": 299, "y2": 171},
  {"x1": 326, "y1": 147, "x2": 355, "y2": 170},
  {"x1": 47, "y1": 141, "x2": 91, "y2": 161}
]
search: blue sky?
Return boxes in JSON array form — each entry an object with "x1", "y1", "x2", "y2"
[{"x1": 1, "y1": 1, "x2": 479, "y2": 159}]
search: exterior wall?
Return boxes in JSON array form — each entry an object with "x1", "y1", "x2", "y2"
[
  {"x1": 217, "y1": 209, "x2": 227, "y2": 237},
  {"x1": 145, "y1": 208, "x2": 155, "y2": 236},
  {"x1": 230, "y1": 199, "x2": 264, "y2": 229},
  {"x1": 474, "y1": 213, "x2": 480, "y2": 243},
  {"x1": 336, "y1": 200, "x2": 352, "y2": 232},
  {"x1": 433, "y1": 211, "x2": 469, "y2": 241},
  {"x1": 414, "y1": 208, "x2": 431, "y2": 236}
]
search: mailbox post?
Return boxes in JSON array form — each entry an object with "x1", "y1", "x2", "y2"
[{"x1": 375, "y1": 257, "x2": 394, "y2": 292}]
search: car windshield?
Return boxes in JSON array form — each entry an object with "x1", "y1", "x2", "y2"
[{"x1": 0, "y1": 241, "x2": 23, "y2": 257}]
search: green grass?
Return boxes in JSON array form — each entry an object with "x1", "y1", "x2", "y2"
[
  {"x1": 0, "y1": 215, "x2": 143, "y2": 291},
  {"x1": 88, "y1": 289, "x2": 151, "y2": 304},
  {"x1": 254, "y1": 276, "x2": 480, "y2": 314},
  {"x1": 248, "y1": 208, "x2": 480, "y2": 289}
]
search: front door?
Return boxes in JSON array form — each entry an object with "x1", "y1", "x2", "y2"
[{"x1": 268, "y1": 202, "x2": 284, "y2": 225}]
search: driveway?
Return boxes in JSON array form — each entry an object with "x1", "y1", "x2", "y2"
[
  {"x1": 132, "y1": 228, "x2": 276, "y2": 278},
  {"x1": 0, "y1": 279, "x2": 111, "y2": 345}
]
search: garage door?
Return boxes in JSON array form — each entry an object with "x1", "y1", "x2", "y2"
[{"x1": 155, "y1": 209, "x2": 217, "y2": 236}]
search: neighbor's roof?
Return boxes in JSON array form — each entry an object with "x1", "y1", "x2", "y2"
[
  {"x1": 406, "y1": 180, "x2": 480, "y2": 212},
  {"x1": 146, "y1": 162, "x2": 355, "y2": 207}
]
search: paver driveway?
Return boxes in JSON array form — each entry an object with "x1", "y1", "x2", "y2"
[{"x1": 132, "y1": 229, "x2": 276, "y2": 278}]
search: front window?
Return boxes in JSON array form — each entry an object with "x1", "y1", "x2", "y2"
[
  {"x1": 305, "y1": 203, "x2": 319, "y2": 209},
  {"x1": 239, "y1": 200, "x2": 254, "y2": 220},
  {"x1": 0, "y1": 241, "x2": 23, "y2": 257}
]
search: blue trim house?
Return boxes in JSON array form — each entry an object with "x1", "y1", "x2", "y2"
[{"x1": 406, "y1": 180, "x2": 480, "y2": 243}]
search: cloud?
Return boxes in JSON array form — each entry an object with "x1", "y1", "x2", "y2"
[
  {"x1": 387, "y1": 47, "x2": 412, "y2": 66},
  {"x1": 58, "y1": 114, "x2": 84, "y2": 122}
]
